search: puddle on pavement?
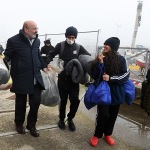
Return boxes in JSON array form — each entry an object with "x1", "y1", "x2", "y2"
[
  {"x1": 118, "y1": 115, "x2": 150, "y2": 138},
  {"x1": 115, "y1": 115, "x2": 150, "y2": 149}
]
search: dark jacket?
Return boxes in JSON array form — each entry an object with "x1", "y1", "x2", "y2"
[
  {"x1": 4, "y1": 29, "x2": 47, "y2": 94},
  {"x1": 65, "y1": 58, "x2": 89, "y2": 84},
  {"x1": 140, "y1": 69, "x2": 150, "y2": 115},
  {"x1": 41, "y1": 44, "x2": 54, "y2": 62},
  {"x1": 78, "y1": 54, "x2": 95, "y2": 76},
  {"x1": 92, "y1": 55, "x2": 130, "y2": 105},
  {"x1": 47, "y1": 41, "x2": 91, "y2": 79}
]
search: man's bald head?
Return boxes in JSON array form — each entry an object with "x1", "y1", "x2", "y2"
[
  {"x1": 23, "y1": 20, "x2": 37, "y2": 30},
  {"x1": 22, "y1": 20, "x2": 38, "y2": 39}
]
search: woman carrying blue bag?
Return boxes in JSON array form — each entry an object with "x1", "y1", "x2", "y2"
[{"x1": 89, "y1": 37, "x2": 130, "y2": 147}]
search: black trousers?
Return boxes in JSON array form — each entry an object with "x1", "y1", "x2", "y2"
[
  {"x1": 14, "y1": 83, "x2": 42, "y2": 128},
  {"x1": 58, "y1": 77, "x2": 80, "y2": 120},
  {"x1": 94, "y1": 104, "x2": 120, "y2": 138}
]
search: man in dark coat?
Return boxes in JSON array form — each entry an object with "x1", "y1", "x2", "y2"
[
  {"x1": 41, "y1": 39, "x2": 54, "y2": 63},
  {"x1": 4, "y1": 20, "x2": 48, "y2": 137},
  {"x1": 47, "y1": 26, "x2": 91, "y2": 132}
]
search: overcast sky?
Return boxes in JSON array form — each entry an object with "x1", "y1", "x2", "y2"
[{"x1": 0, "y1": 0, "x2": 149, "y2": 48}]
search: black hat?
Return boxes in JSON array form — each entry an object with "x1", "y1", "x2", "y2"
[
  {"x1": 104, "y1": 37, "x2": 120, "y2": 51},
  {"x1": 44, "y1": 39, "x2": 51, "y2": 44},
  {"x1": 65, "y1": 26, "x2": 78, "y2": 38}
]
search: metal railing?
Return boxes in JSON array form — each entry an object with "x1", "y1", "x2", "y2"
[
  {"x1": 38, "y1": 30, "x2": 101, "y2": 56},
  {"x1": 98, "y1": 46, "x2": 150, "y2": 82}
]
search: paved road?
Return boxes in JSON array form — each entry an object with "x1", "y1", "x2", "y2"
[{"x1": 0, "y1": 86, "x2": 149, "y2": 150}]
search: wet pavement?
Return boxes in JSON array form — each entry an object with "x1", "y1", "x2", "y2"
[
  {"x1": 79, "y1": 94, "x2": 150, "y2": 150},
  {"x1": 0, "y1": 85, "x2": 149, "y2": 150}
]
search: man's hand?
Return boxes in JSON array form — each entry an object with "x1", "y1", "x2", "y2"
[
  {"x1": 47, "y1": 64, "x2": 51, "y2": 71},
  {"x1": 43, "y1": 64, "x2": 52, "y2": 73},
  {"x1": 43, "y1": 68, "x2": 48, "y2": 73}
]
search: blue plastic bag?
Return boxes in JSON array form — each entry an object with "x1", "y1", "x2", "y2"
[
  {"x1": 124, "y1": 79, "x2": 135, "y2": 105},
  {"x1": 84, "y1": 63, "x2": 111, "y2": 109},
  {"x1": 84, "y1": 83, "x2": 96, "y2": 109},
  {"x1": 91, "y1": 81, "x2": 111, "y2": 105}
]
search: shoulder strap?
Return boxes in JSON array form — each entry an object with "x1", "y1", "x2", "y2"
[
  {"x1": 75, "y1": 43, "x2": 80, "y2": 56},
  {"x1": 59, "y1": 41, "x2": 65, "y2": 58},
  {"x1": 59, "y1": 41, "x2": 80, "y2": 58}
]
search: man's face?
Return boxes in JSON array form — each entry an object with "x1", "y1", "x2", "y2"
[
  {"x1": 67, "y1": 36, "x2": 75, "y2": 41},
  {"x1": 25, "y1": 22, "x2": 38, "y2": 39},
  {"x1": 46, "y1": 44, "x2": 50, "y2": 46},
  {"x1": 66, "y1": 36, "x2": 75, "y2": 45}
]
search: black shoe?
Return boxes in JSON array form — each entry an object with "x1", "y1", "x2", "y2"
[
  {"x1": 58, "y1": 120, "x2": 66, "y2": 130},
  {"x1": 67, "y1": 120, "x2": 76, "y2": 131},
  {"x1": 26, "y1": 126, "x2": 39, "y2": 137},
  {"x1": 15, "y1": 124, "x2": 25, "y2": 134}
]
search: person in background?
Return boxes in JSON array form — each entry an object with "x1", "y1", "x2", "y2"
[
  {"x1": 41, "y1": 39, "x2": 54, "y2": 63},
  {"x1": 140, "y1": 68, "x2": 150, "y2": 115},
  {"x1": 0, "y1": 45, "x2": 4, "y2": 55},
  {"x1": 90, "y1": 37, "x2": 129, "y2": 147},
  {"x1": 47, "y1": 26, "x2": 91, "y2": 131},
  {"x1": 4, "y1": 20, "x2": 48, "y2": 137}
]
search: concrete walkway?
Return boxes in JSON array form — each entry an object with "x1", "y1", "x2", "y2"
[{"x1": 0, "y1": 86, "x2": 147, "y2": 150}]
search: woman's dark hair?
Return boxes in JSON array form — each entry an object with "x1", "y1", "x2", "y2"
[{"x1": 103, "y1": 50, "x2": 120, "y2": 75}]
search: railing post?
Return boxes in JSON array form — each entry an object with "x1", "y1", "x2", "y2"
[
  {"x1": 95, "y1": 29, "x2": 100, "y2": 57},
  {"x1": 45, "y1": 34, "x2": 47, "y2": 40}
]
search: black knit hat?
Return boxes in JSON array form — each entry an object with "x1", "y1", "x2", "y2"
[
  {"x1": 65, "y1": 26, "x2": 78, "y2": 38},
  {"x1": 104, "y1": 37, "x2": 120, "y2": 51},
  {"x1": 44, "y1": 39, "x2": 51, "y2": 44}
]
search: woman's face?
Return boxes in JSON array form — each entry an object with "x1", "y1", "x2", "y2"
[{"x1": 103, "y1": 44, "x2": 111, "y2": 53}]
